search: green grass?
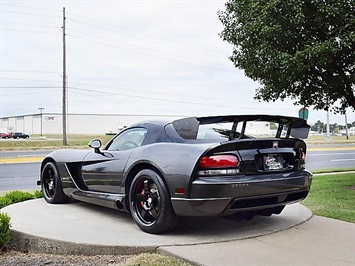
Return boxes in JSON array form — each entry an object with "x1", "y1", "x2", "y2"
[
  {"x1": 311, "y1": 168, "x2": 355, "y2": 174},
  {"x1": 302, "y1": 172, "x2": 355, "y2": 223},
  {"x1": 306, "y1": 135, "x2": 355, "y2": 144}
]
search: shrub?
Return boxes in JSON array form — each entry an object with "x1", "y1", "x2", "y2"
[
  {"x1": 4, "y1": 190, "x2": 35, "y2": 204},
  {"x1": 0, "y1": 198, "x2": 12, "y2": 209},
  {"x1": 33, "y1": 190, "x2": 43, "y2": 199},
  {"x1": 0, "y1": 190, "x2": 43, "y2": 209},
  {"x1": 0, "y1": 212, "x2": 11, "y2": 250}
]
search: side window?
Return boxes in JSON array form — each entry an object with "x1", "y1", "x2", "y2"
[{"x1": 108, "y1": 128, "x2": 147, "y2": 151}]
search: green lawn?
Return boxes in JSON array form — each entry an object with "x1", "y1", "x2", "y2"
[{"x1": 302, "y1": 172, "x2": 355, "y2": 223}]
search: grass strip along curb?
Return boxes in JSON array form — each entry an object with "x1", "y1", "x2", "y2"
[{"x1": 302, "y1": 172, "x2": 355, "y2": 223}]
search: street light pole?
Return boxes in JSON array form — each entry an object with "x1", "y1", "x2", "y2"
[
  {"x1": 326, "y1": 110, "x2": 330, "y2": 139},
  {"x1": 38, "y1": 107, "x2": 44, "y2": 137},
  {"x1": 62, "y1": 7, "x2": 67, "y2": 146}
]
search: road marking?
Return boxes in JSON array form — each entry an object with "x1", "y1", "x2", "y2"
[
  {"x1": 330, "y1": 159, "x2": 355, "y2": 162},
  {"x1": 308, "y1": 152, "x2": 355, "y2": 156},
  {"x1": 1, "y1": 177, "x2": 37, "y2": 181},
  {"x1": 308, "y1": 147, "x2": 355, "y2": 152},
  {"x1": 0, "y1": 157, "x2": 43, "y2": 164}
]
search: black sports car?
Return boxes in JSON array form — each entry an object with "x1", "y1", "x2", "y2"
[{"x1": 38, "y1": 115, "x2": 312, "y2": 234}]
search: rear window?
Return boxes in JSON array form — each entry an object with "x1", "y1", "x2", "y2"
[
  {"x1": 196, "y1": 123, "x2": 232, "y2": 141},
  {"x1": 196, "y1": 122, "x2": 271, "y2": 140}
]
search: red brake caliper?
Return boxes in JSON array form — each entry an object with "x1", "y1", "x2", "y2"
[{"x1": 140, "y1": 188, "x2": 145, "y2": 207}]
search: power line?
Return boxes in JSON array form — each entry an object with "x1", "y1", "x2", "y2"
[
  {"x1": 64, "y1": 13, "x2": 231, "y2": 71},
  {"x1": 1, "y1": 21, "x2": 59, "y2": 28},
  {"x1": 68, "y1": 86, "x2": 229, "y2": 108},
  {"x1": 68, "y1": 34, "x2": 233, "y2": 72},
  {"x1": 0, "y1": 10, "x2": 61, "y2": 18},
  {"x1": 1, "y1": 77, "x2": 61, "y2": 83},
  {"x1": 0, "y1": 77, "x2": 227, "y2": 102},
  {"x1": 0, "y1": 86, "x2": 60, "y2": 88},
  {"x1": 65, "y1": 27, "x2": 229, "y2": 70},
  {"x1": 1, "y1": 28, "x2": 61, "y2": 34},
  {"x1": 2, "y1": 5, "x2": 233, "y2": 76},
  {"x1": 67, "y1": 86, "x2": 296, "y2": 112},
  {"x1": 0, "y1": 3, "x2": 61, "y2": 13},
  {"x1": 0, "y1": 70, "x2": 61, "y2": 74},
  {"x1": 66, "y1": 14, "x2": 225, "y2": 60},
  {"x1": 68, "y1": 81, "x2": 224, "y2": 101},
  {"x1": 0, "y1": 77, "x2": 243, "y2": 105}
]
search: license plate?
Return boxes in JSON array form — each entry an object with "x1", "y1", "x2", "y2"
[{"x1": 264, "y1": 154, "x2": 284, "y2": 170}]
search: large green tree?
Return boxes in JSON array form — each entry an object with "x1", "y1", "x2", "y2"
[{"x1": 219, "y1": 0, "x2": 355, "y2": 113}]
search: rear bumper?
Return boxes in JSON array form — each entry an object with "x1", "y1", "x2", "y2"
[{"x1": 171, "y1": 170, "x2": 312, "y2": 216}]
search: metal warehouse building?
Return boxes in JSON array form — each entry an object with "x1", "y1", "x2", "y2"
[{"x1": 0, "y1": 113, "x2": 182, "y2": 135}]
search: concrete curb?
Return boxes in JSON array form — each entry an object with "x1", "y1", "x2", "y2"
[
  {"x1": 3, "y1": 200, "x2": 312, "y2": 256},
  {"x1": 9, "y1": 230, "x2": 157, "y2": 256}
]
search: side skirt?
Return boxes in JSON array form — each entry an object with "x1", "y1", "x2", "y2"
[{"x1": 71, "y1": 190, "x2": 128, "y2": 212}]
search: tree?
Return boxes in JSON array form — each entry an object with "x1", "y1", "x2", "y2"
[
  {"x1": 311, "y1": 120, "x2": 325, "y2": 133},
  {"x1": 218, "y1": 0, "x2": 355, "y2": 113}
]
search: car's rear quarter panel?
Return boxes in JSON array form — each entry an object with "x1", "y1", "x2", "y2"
[{"x1": 124, "y1": 142, "x2": 214, "y2": 197}]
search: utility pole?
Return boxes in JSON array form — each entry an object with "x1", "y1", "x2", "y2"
[
  {"x1": 62, "y1": 7, "x2": 67, "y2": 146},
  {"x1": 38, "y1": 107, "x2": 44, "y2": 137},
  {"x1": 345, "y1": 112, "x2": 349, "y2": 140}
]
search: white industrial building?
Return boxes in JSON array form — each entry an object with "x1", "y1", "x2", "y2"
[
  {"x1": 1, "y1": 113, "x2": 275, "y2": 136},
  {"x1": 0, "y1": 113, "x2": 182, "y2": 135}
]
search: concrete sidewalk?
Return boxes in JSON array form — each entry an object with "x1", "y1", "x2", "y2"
[
  {"x1": 2, "y1": 199, "x2": 354, "y2": 265},
  {"x1": 159, "y1": 216, "x2": 355, "y2": 266}
]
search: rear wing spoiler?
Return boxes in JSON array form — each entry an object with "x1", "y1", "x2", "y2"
[{"x1": 172, "y1": 115, "x2": 310, "y2": 140}]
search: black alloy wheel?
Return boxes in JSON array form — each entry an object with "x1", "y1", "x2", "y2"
[
  {"x1": 41, "y1": 161, "x2": 70, "y2": 204},
  {"x1": 129, "y1": 169, "x2": 179, "y2": 234}
]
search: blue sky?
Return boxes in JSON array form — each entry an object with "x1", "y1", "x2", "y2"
[{"x1": 1, "y1": 0, "x2": 354, "y2": 125}]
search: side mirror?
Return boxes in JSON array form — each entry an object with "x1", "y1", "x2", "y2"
[{"x1": 88, "y1": 139, "x2": 102, "y2": 154}]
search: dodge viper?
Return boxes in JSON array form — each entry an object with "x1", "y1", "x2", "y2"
[{"x1": 38, "y1": 115, "x2": 312, "y2": 234}]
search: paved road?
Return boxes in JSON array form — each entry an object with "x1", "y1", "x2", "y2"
[
  {"x1": 306, "y1": 150, "x2": 355, "y2": 170},
  {"x1": 0, "y1": 163, "x2": 40, "y2": 191},
  {"x1": 0, "y1": 150, "x2": 50, "y2": 158},
  {"x1": 0, "y1": 149, "x2": 354, "y2": 192}
]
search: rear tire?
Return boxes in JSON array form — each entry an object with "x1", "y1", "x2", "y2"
[
  {"x1": 129, "y1": 169, "x2": 179, "y2": 234},
  {"x1": 41, "y1": 161, "x2": 71, "y2": 204}
]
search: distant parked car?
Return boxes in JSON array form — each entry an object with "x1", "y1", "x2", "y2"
[
  {"x1": 12, "y1": 132, "x2": 30, "y2": 139},
  {"x1": 0, "y1": 132, "x2": 12, "y2": 139}
]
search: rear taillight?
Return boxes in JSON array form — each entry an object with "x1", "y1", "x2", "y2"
[
  {"x1": 299, "y1": 149, "x2": 306, "y2": 167},
  {"x1": 198, "y1": 155, "x2": 240, "y2": 176},
  {"x1": 300, "y1": 150, "x2": 306, "y2": 162}
]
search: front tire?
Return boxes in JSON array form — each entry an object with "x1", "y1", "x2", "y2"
[
  {"x1": 129, "y1": 169, "x2": 178, "y2": 234},
  {"x1": 41, "y1": 161, "x2": 71, "y2": 204}
]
